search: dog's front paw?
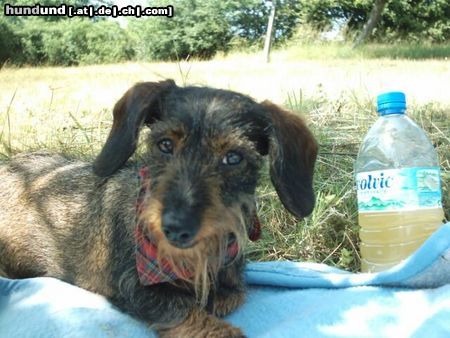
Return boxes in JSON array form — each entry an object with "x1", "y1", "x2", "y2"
[
  {"x1": 212, "y1": 289, "x2": 246, "y2": 318},
  {"x1": 158, "y1": 309, "x2": 245, "y2": 338}
]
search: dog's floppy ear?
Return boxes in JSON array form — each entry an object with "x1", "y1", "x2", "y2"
[
  {"x1": 261, "y1": 101, "x2": 318, "y2": 218},
  {"x1": 93, "y1": 80, "x2": 176, "y2": 177}
]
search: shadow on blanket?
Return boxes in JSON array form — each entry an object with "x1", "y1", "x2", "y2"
[{"x1": 1, "y1": 222, "x2": 450, "y2": 337}]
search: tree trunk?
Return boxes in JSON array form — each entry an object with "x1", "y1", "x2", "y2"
[{"x1": 353, "y1": 0, "x2": 388, "y2": 47}]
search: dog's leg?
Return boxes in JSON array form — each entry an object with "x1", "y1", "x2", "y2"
[
  {"x1": 211, "y1": 285, "x2": 246, "y2": 318},
  {"x1": 111, "y1": 278, "x2": 245, "y2": 338},
  {"x1": 158, "y1": 309, "x2": 245, "y2": 338},
  {"x1": 209, "y1": 258, "x2": 246, "y2": 318}
]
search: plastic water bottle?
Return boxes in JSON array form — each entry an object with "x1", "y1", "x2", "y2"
[{"x1": 355, "y1": 92, "x2": 445, "y2": 273}]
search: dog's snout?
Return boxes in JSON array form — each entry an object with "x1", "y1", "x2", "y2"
[{"x1": 162, "y1": 211, "x2": 198, "y2": 248}]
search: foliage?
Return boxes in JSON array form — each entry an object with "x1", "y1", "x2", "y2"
[
  {"x1": 229, "y1": 0, "x2": 302, "y2": 44},
  {"x1": 130, "y1": 0, "x2": 235, "y2": 60},
  {"x1": 129, "y1": 0, "x2": 232, "y2": 60},
  {"x1": 129, "y1": 0, "x2": 302, "y2": 60},
  {"x1": 0, "y1": 19, "x2": 22, "y2": 66},
  {"x1": 300, "y1": 0, "x2": 450, "y2": 43},
  {"x1": 373, "y1": 0, "x2": 450, "y2": 42},
  {"x1": 1, "y1": 0, "x2": 449, "y2": 66},
  {"x1": 0, "y1": 18, "x2": 134, "y2": 66}
]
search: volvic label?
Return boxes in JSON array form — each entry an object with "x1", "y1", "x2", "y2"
[{"x1": 356, "y1": 167, "x2": 442, "y2": 212}]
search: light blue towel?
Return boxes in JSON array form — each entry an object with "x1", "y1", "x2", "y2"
[{"x1": 1, "y1": 222, "x2": 450, "y2": 337}]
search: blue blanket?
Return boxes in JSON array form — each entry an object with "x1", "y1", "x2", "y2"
[{"x1": 1, "y1": 222, "x2": 450, "y2": 337}]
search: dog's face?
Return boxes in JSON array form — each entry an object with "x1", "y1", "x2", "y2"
[
  {"x1": 143, "y1": 87, "x2": 267, "y2": 251},
  {"x1": 93, "y1": 80, "x2": 317, "y2": 275}
]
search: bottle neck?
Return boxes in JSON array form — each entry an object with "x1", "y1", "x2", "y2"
[{"x1": 378, "y1": 108, "x2": 406, "y2": 116}]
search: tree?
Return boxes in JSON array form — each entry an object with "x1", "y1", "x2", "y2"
[
  {"x1": 373, "y1": 0, "x2": 450, "y2": 42},
  {"x1": 353, "y1": 0, "x2": 388, "y2": 47},
  {"x1": 301, "y1": 0, "x2": 449, "y2": 43},
  {"x1": 230, "y1": 0, "x2": 302, "y2": 44}
]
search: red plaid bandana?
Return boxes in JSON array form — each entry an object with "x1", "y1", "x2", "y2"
[
  {"x1": 134, "y1": 166, "x2": 261, "y2": 286},
  {"x1": 135, "y1": 226, "x2": 193, "y2": 284}
]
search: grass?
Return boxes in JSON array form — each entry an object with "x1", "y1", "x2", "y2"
[
  {"x1": 248, "y1": 91, "x2": 449, "y2": 271},
  {"x1": 272, "y1": 42, "x2": 450, "y2": 61},
  {"x1": 1, "y1": 46, "x2": 449, "y2": 272}
]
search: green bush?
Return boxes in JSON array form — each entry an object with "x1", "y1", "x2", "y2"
[
  {"x1": 0, "y1": 19, "x2": 22, "y2": 66},
  {"x1": 3, "y1": 18, "x2": 135, "y2": 66},
  {"x1": 80, "y1": 20, "x2": 135, "y2": 64},
  {"x1": 47, "y1": 19, "x2": 134, "y2": 66},
  {"x1": 130, "y1": 0, "x2": 233, "y2": 61},
  {"x1": 16, "y1": 18, "x2": 48, "y2": 65}
]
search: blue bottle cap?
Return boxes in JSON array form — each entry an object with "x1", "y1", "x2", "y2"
[{"x1": 377, "y1": 92, "x2": 406, "y2": 115}]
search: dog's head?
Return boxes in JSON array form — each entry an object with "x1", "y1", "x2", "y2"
[{"x1": 94, "y1": 80, "x2": 317, "y2": 286}]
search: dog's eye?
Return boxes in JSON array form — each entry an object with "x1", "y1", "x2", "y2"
[
  {"x1": 157, "y1": 139, "x2": 174, "y2": 154},
  {"x1": 222, "y1": 151, "x2": 243, "y2": 166}
]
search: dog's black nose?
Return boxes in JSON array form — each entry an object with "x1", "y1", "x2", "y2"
[{"x1": 162, "y1": 211, "x2": 197, "y2": 248}]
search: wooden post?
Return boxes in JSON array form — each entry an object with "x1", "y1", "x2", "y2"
[{"x1": 263, "y1": 0, "x2": 276, "y2": 63}]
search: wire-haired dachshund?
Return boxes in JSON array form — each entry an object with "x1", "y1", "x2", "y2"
[{"x1": 0, "y1": 80, "x2": 317, "y2": 337}]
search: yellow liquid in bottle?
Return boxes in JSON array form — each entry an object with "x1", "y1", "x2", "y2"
[{"x1": 359, "y1": 208, "x2": 445, "y2": 272}]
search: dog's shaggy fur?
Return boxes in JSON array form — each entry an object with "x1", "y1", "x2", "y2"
[{"x1": 0, "y1": 80, "x2": 317, "y2": 337}]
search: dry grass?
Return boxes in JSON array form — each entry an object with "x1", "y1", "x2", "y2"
[
  {"x1": 1, "y1": 50, "x2": 449, "y2": 271},
  {"x1": 248, "y1": 92, "x2": 449, "y2": 271}
]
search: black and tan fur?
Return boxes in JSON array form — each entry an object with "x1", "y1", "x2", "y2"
[{"x1": 0, "y1": 80, "x2": 317, "y2": 337}]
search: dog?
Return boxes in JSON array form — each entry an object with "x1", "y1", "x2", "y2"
[{"x1": 0, "y1": 80, "x2": 317, "y2": 337}]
